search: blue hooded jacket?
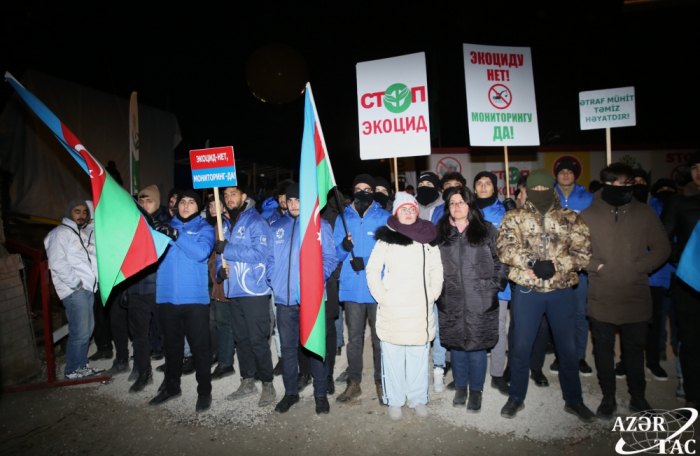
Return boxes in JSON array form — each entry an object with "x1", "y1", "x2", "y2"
[
  {"x1": 260, "y1": 196, "x2": 279, "y2": 220},
  {"x1": 648, "y1": 196, "x2": 676, "y2": 288},
  {"x1": 333, "y1": 202, "x2": 390, "y2": 304},
  {"x1": 156, "y1": 216, "x2": 215, "y2": 305},
  {"x1": 216, "y1": 205, "x2": 272, "y2": 298},
  {"x1": 555, "y1": 183, "x2": 594, "y2": 214},
  {"x1": 478, "y1": 199, "x2": 511, "y2": 301},
  {"x1": 267, "y1": 213, "x2": 337, "y2": 305}
]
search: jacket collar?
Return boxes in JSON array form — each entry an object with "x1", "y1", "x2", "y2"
[{"x1": 61, "y1": 218, "x2": 81, "y2": 230}]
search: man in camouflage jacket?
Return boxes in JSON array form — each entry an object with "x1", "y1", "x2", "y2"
[{"x1": 496, "y1": 169, "x2": 595, "y2": 422}]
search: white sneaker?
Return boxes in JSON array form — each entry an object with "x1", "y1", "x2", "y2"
[
  {"x1": 84, "y1": 364, "x2": 105, "y2": 374},
  {"x1": 433, "y1": 367, "x2": 445, "y2": 393},
  {"x1": 414, "y1": 403, "x2": 429, "y2": 418},
  {"x1": 65, "y1": 369, "x2": 87, "y2": 379},
  {"x1": 388, "y1": 405, "x2": 402, "y2": 421}
]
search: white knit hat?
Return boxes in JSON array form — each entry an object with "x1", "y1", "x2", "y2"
[{"x1": 392, "y1": 191, "x2": 419, "y2": 216}]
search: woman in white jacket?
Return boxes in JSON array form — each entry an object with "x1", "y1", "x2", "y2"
[{"x1": 366, "y1": 192, "x2": 443, "y2": 421}]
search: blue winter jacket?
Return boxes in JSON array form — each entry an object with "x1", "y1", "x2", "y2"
[
  {"x1": 648, "y1": 196, "x2": 676, "y2": 288},
  {"x1": 478, "y1": 199, "x2": 511, "y2": 301},
  {"x1": 333, "y1": 202, "x2": 390, "y2": 304},
  {"x1": 267, "y1": 213, "x2": 337, "y2": 305},
  {"x1": 555, "y1": 184, "x2": 594, "y2": 214},
  {"x1": 216, "y1": 205, "x2": 272, "y2": 298},
  {"x1": 431, "y1": 203, "x2": 445, "y2": 225},
  {"x1": 260, "y1": 196, "x2": 279, "y2": 220},
  {"x1": 156, "y1": 216, "x2": 215, "y2": 305},
  {"x1": 267, "y1": 209, "x2": 284, "y2": 225},
  {"x1": 129, "y1": 206, "x2": 172, "y2": 295}
]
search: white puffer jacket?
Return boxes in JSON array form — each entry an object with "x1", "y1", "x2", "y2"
[
  {"x1": 366, "y1": 225, "x2": 443, "y2": 346},
  {"x1": 44, "y1": 218, "x2": 98, "y2": 300}
]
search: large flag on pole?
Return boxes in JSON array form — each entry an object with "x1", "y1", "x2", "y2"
[
  {"x1": 5, "y1": 72, "x2": 170, "y2": 304},
  {"x1": 677, "y1": 221, "x2": 700, "y2": 292},
  {"x1": 299, "y1": 83, "x2": 336, "y2": 358}
]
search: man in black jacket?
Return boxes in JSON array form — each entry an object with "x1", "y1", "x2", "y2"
[{"x1": 661, "y1": 151, "x2": 700, "y2": 414}]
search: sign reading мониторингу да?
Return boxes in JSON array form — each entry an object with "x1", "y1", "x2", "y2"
[{"x1": 189, "y1": 146, "x2": 237, "y2": 189}]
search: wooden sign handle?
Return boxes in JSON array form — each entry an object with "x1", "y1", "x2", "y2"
[{"x1": 213, "y1": 188, "x2": 227, "y2": 268}]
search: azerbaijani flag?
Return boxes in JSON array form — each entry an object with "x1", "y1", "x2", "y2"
[
  {"x1": 5, "y1": 72, "x2": 170, "y2": 305},
  {"x1": 677, "y1": 221, "x2": 700, "y2": 292},
  {"x1": 299, "y1": 83, "x2": 336, "y2": 358}
]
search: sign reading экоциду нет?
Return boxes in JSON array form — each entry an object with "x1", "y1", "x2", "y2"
[
  {"x1": 579, "y1": 87, "x2": 636, "y2": 130},
  {"x1": 189, "y1": 146, "x2": 237, "y2": 189},
  {"x1": 463, "y1": 44, "x2": 540, "y2": 146},
  {"x1": 356, "y1": 52, "x2": 431, "y2": 160}
]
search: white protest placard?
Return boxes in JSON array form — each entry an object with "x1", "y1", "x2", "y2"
[
  {"x1": 356, "y1": 52, "x2": 431, "y2": 160},
  {"x1": 463, "y1": 44, "x2": 540, "y2": 146},
  {"x1": 579, "y1": 87, "x2": 636, "y2": 130}
]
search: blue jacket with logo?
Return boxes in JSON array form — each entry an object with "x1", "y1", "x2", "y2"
[
  {"x1": 555, "y1": 184, "x2": 594, "y2": 214},
  {"x1": 216, "y1": 205, "x2": 272, "y2": 298},
  {"x1": 260, "y1": 196, "x2": 278, "y2": 220},
  {"x1": 267, "y1": 213, "x2": 337, "y2": 305},
  {"x1": 648, "y1": 196, "x2": 676, "y2": 288},
  {"x1": 333, "y1": 202, "x2": 390, "y2": 304},
  {"x1": 267, "y1": 209, "x2": 284, "y2": 225},
  {"x1": 156, "y1": 216, "x2": 215, "y2": 305},
  {"x1": 478, "y1": 199, "x2": 511, "y2": 301}
]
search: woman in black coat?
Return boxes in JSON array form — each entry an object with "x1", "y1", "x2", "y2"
[{"x1": 436, "y1": 186, "x2": 509, "y2": 413}]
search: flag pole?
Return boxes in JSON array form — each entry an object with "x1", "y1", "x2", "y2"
[
  {"x1": 213, "y1": 188, "x2": 227, "y2": 268},
  {"x1": 606, "y1": 127, "x2": 612, "y2": 165},
  {"x1": 504, "y1": 146, "x2": 511, "y2": 198},
  {"x1": 393, "y1": 157, "x2": 399, "y2": 193}
]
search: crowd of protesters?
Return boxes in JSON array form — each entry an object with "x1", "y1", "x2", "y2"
[{"x1": 43, "y1": 151, "x2": 700, "y2": 421}]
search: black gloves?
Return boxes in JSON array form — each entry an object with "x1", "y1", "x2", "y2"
[
  {"x1": 152, "y1": 219, "x2": 178, "y2": 241},
  {"x1": 216, "y1": 267, "x2": 228, "y2": 283},
  {"x1": 503, "y1": 198, "x2": 517, "y2": 212},
  {"x1": 350, "y1": 257, "x2": 365, "y2": 272},
  {"x1": 214, "y1": 240, "x2": 228, "y2": 254},
  {"x1": 342, "y1": 236, "x2": 354, "y2": 252},
  {"x1": 532, "y1": 260, "x2": 556, "y2": 280}
]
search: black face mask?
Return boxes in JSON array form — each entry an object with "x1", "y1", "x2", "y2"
[
  {"x1": 655, "y1": 190, "x2": 675, "y2": 204},
  {"x1": 353, "y1": 192, "x2": 374, "y2": 216},
  {"x1": 416, "y1": 186, "x2": 440, "y2": 206},
  {"x1": 632, "y1": 184, "x2": 649, "y2": 203},
  {"x1": 374, "y1": 192, "x2": 389, "y2": 207},
  {"x1": 601, "y1": 184, "x2": 634, "y2": 207},
  {"x1": 176, "y1": 212, "x2": 199, "y2": 224}
]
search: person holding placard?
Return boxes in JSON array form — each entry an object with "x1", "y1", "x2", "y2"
[{"x1": 496, "y1": 169, "x2": 595, "y2": 422}]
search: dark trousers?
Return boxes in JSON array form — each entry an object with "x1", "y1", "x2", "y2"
[
  {"x1": 128, "y1": 293, "x2": 160, "y2": 374},
  {"x1": 509, "y1": 311, "x2": 550, "y2": 370},
  {"x1": 149, "y1": 315, "x2": 163, "y2": 351},
  {"x1": 215, "y1": 300, "x2": 236, "y2": 367},
  {"x1": 230, "y1": 296, "x2": 273, "y2": 383},
  {"x1": 277, "y1": 304, "x2": 328, "y2": 397},
  {"x1": 510, "y1": 286, "x2": 582, "y2": 405},
  {"x1": 590, "y1": 317, "x2": 647, "y2": 397},
  {"x1": 109, "y1": 291, "x2": 129, "y2": 362},
  {"x1": 646, "y1": 287, "x2": 665, "y2": 368},
  {"x1": 345, "y1": 302, "x2": 381, "y2": 384},
  {"x1": 209, "y1": 300, "x2": 218, "y2": 359},
  {"x1": 676, "y1": 279, "x2": 700, "y2": 403},
  {"x1": 297, "y1": 315, "x2": 338, "y2": 380},
  {"x1": 92, "y1": 291, "x2": 112, "y2": 351},
  {"x1": 159, "y1": 303, "x2": 211, "y2": 395}
]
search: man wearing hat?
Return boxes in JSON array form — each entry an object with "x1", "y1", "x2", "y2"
[
  {"x1": 415, "y1": 172, "x2": 445, "y2": 224},
  {"x1": 334, "y1": 174, "x2": 390, "y2": 404},
  {"x1": 373, "y1": 176, "x2": 393, "y2": 212},
  {"x1": 214, "y1": 185, "x2": 276, "y2": 407},
  {"x1": 497, "y1": 169, "x2": 595, "y2": 422},
  {"x1": 550, "y1": 159, "x2": 595, "y2": 378},
  {"x1": 148, "y1": 190, "x2": 215, "y2": 413}
]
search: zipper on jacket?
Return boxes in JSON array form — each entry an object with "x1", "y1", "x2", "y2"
[
  {"x1": 422, "y1": 244, "x2": 429, "y2": 344},
  {"x1": 287, "y1": 218, "x2": 297, "y2": 305}
]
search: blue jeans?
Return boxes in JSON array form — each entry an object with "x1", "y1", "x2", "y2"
[
  {"x1": 335, "y1": 304, "x2": 344, "y2": 348},
  {"x1": 63, "y1": 289, "x2": 95, "y2": 375},
  {"x1": 451, "y1": 349, "x2": 487, "y2": 391},
  {"x1": 510, "y1": 285, "x2": 582, "y2": 405},
  {"x1": 572, "y1": 274, "x2": 589, "y2": 360},
  {"x1": 432, "y1": 304, "x2": 446, "y2": 368},
  {"x1": 277, "y1": 304, "x2": 328, "y2": 397}
]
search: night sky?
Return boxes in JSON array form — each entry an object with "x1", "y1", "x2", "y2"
[{"x1": 2, "y1": 1, "x2": 698, "y2": 191}]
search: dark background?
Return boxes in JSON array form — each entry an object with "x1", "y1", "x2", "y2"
[{"x1": 1, "y1": 1, "x2": 698, "y2": 191}]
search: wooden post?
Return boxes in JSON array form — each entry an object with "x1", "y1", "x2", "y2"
[
  {"x1": 606, "y1": 127, "x2": 612, "y2": 165},
  {"x1": 213, "y1": 188, "x2": 227, "y2": 268},
  {"x1": 504, "y1": 146, "x2": 511, "y2": 198},
  {"x1": 393, "y1": 157, "x2": 399, "y2": 193}
]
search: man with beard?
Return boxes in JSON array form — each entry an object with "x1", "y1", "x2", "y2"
[{"x1": 334, "y1": 175, "x2": 390, "y2": 404}]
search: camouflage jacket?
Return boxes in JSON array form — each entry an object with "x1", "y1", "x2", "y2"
[{"x1": 496, "y1": 192, "x2": 592, "y2": 292}]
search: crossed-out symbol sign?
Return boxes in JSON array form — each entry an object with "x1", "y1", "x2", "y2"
[{"x1": 489, "y1": 84, "x2": 512, "y2": 110}]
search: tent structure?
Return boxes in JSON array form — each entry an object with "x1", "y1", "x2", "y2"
[{"x1": 0, "y1": 70, "x2": 181, "y2": 221}]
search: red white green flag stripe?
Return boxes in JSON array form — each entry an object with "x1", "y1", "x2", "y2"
[
  {"x1": 299, "y1": 83, "x2": 336, "y2": 358},
  {"x1": 5, "y1": 72, "x2": 170, "y2": 305}
]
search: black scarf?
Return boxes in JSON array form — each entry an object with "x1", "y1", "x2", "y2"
[
  {"x1": 476, "y1": 194, "x2": 497, "y2": 209},
  {"x1": 528, "y1": 189, "x2": 554, "y2": 215},
  {"x1": 374, "y1": 192, "x2": 389, "y2": 207},
  {"x1": 386, "y1": 216, "x2": 437, "y2": 244},
  {"x1": 416, "y1": 186, "x2": 440, "y2": 206},
  {"x1": 601, "y1": 185, "x2": 634, "y2": 207},
  {"x1": 632, "y1": 184, "x2": 649, "y2": 203},
  {"x1": 176, "y1": 212, "x2": 198, "y2": 224},
  {"x1": 353, "y1": 192, "x2": 373, "y2": 217}
]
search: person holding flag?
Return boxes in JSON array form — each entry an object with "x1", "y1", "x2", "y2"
[{"x1": 267, "y1": 183, "x2": 337, "y2": 414}]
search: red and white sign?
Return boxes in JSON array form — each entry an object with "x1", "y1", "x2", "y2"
[{"x1": 189, "y1": 146, "x2": 237, "y2": 189}]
